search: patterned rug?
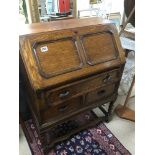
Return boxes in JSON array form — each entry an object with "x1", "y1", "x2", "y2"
[{"x1": 23, "y1": 118, "x2": 131, "y2": 155}]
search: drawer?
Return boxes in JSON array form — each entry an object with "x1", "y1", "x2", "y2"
[
  {"x1": 41, "y1": 96, "x2": 83, "y2": 123},
  {"x1": 86, "y1": 84, "x2": 116, "y2": 104},
  {"x1": 45, "y1": 69, "x2": 120, "y2": 105}
]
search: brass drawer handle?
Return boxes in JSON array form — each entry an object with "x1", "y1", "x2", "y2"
[
  {"x1": 97, "y1": 89, "x2": 106, "y2": 95},
  {"x1": 58, "y1": 105, "x2": 68, "y2": 112},
  {"x1": 59, "y1": 91, "x2": 70, "y2": 98},
  {"x1": 103, "y1": 74, "x2": 112, "y2": 83}
]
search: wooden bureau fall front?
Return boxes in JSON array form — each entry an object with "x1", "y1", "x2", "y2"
[{"x1": 19, "y1": 17, "x2": 125, "y2": 152}]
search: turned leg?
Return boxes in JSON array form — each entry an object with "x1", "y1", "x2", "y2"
[
  {"x1": 105, "y1": 101, "x2": 115, "y2": 122},
  {"x1": 99, "y1": 101, "x2": 115, "y2": 123},
  {"x1": 108, "y1": 101, "x2": 115, "y2": 116}
]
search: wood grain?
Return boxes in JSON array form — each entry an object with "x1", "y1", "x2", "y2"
[
  {"x1": 19, "y1": 18, "x2": 125, "y2": 90},
  {"x1": 19, "y1": 18, "x2": 125, "y2": 153}
]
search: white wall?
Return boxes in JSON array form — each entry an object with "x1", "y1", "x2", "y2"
[
  {"x1": 77, "y1": 0, "x2": 90, "y2": 10},
  {"x1": 110, "y1": 0, "x2": 124, "y2": 15},
  {"x1": 77, "y1": 0, "x2": 124, "y2": 18}
]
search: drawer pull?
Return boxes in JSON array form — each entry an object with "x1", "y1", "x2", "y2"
[
  {"x1": 97, "y1": 89, "x2": 106, "y2": 95},
  {"x1": 58, "y1": 105, "x2": 68, "y2": 112},
  {"x1": 59, "y1": 91, "x2": 70, "y2": 98},
  {"x1": 103, "y1": 75, "x2": 112, "y2": 82}
]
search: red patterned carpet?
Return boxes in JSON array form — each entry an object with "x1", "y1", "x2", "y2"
[{"x1": 22, "y1": 115, "x2": 131, "y2": 155}]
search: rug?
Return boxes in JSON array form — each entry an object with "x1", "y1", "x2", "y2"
[{"x1": 23, "y1": 118, "x2": 131, "y2": 155}]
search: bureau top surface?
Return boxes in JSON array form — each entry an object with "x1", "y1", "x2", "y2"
[
  {"x1": 19, "y1": 17, "x2": 125, "y2": 91},
  {"x1": 19, "y1": 17, "x2": 111, "y2": 36}
]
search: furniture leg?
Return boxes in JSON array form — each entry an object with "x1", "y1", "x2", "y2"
[{"x1": 99, "y1": 101, "x2": 115, "y2": 123}]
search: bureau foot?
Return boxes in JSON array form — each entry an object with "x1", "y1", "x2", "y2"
[
  {"x1": 42, "y1": 144, "x2": 55, "y2": 155},
  {"x1": 104, "y1": 114, "x2": 112, "y2": 123},
  {"x1": 105, "y1": 115, "x2": 110, "y2": 123}
]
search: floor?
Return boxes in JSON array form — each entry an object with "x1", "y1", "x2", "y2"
[
  {"x1": 19, "y1": 95, "x2": 135, "y2": 155},
  {"x1": 106, "y1": 95, "x2": 135, "y2": 155},
  {"x1": 19, "y1": 127, "x2": 32, "y2": 155}
]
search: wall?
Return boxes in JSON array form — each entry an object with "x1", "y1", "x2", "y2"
[{"x1": 77, "y1": 0, "x2": 124, "y2": 19}]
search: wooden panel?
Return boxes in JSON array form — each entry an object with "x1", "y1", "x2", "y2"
[
  {"x1": 86, "y1": 84, "x2": 116, "y2": 103},
  {"x1": 33, "y1": 38, "x2": 83, "y2": 78},
  {"x1": 45, "y1": 69, "x2": 120, "y2": 105},
  {"x1": 41, "y1": 96, "x2": 83, "y2": 123},
  {"x1": 81, "y1": 31, "x2": 118, "y2": 65},
  {"x1": 20, "y1": 20, "x2": 125, "y2": 90}
]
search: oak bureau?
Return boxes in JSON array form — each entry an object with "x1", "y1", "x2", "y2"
[{"x1": 19, "y1": 17, "x2": 125, "y2": 153}]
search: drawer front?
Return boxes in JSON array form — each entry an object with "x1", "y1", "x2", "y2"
[
  {"x1": 41, "y1": 96, "x2": 83, "y2": 123},
  {"x1": 86, "y1": 84, "x2": 116, "y2": 104},
  {"x1": 46, "y1": 69, "x2": 120, "y2": 105}
]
